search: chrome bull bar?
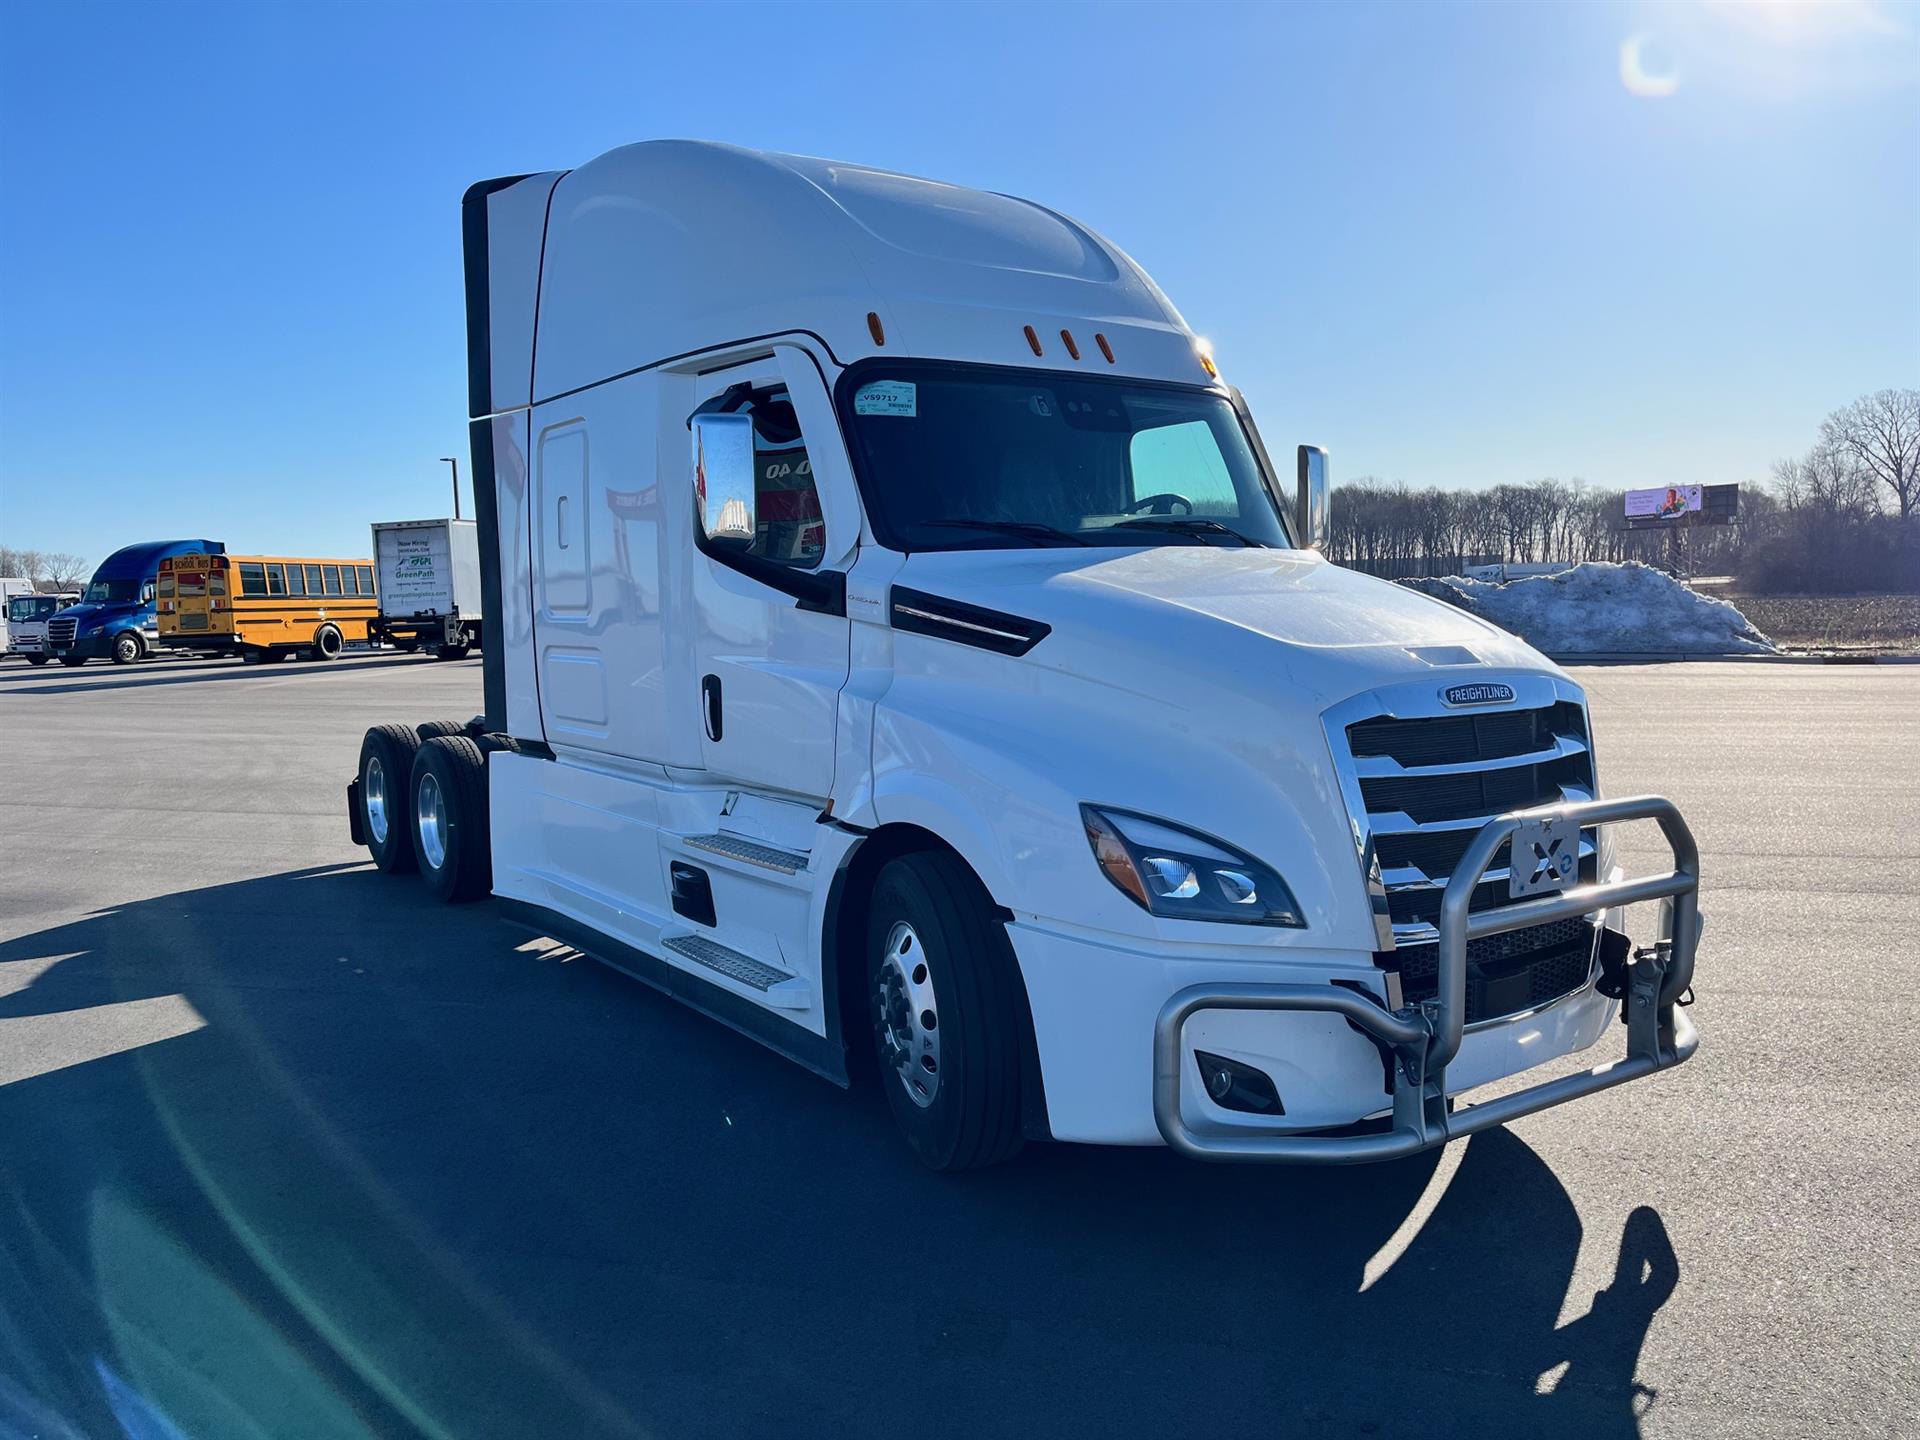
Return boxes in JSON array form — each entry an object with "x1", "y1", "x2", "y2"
[{"x1": 1151, "y1": 794, "x2": 1700, "y2": 1164}]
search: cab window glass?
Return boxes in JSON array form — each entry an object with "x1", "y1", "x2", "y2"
[
  {"x1": 239, "y1": 563, "x2": 267, "y2": 598},
  {"x1": 158, "y1": 573, "x2": 175, "y2": 598},
  {"x1": 304, "y1": 565, "x2": 323, "y2": 594},
  {"x1": 749, "y1": 393, "x2": 824, "y2": 568},
  {"x1": 267, "y1": 564, "x2": 287, "y2": 597},
  {"x1": 323, "y1": 565, "x2": 342, "y2": 596},
  {"x1": 177, "y1": 571, "x2": 206, "y2": 597},
  {"x1": 1128, "y1": 420, "x2": 1239, "y2": 516},
  {"x1": 209, "y1": 569, "x2": 228, "y2": 597}
]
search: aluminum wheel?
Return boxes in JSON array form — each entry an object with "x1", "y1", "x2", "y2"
[
  {"x1": 364, "y1": 755, "x2": 389, "y2": 844},
  {"x1": 416, "y1": 770, "x2": 448, "y2": 871},
  {"x1": 876, "y1": 920, "x2": 940, "y2": 1107}
]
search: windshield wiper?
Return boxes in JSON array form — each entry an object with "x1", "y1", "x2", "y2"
[
  {"x1": 918, "y1": 518, "x2": 1090, "y2": 547},
  {"x1": 1109, "y1": 518, "x2": 1271, "y2": 548}
]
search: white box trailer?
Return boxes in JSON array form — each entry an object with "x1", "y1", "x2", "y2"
[
  {"x1": 345, "y1": 141, "x2": 1702, "y2": 1170},
  {"x1": 370, "y1": 518, "x2": 483, "y2": 659}
]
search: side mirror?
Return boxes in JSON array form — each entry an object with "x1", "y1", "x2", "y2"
[
  {"x1": 1296, "y1": 445, "x2": 1329, "y2": 551},
  {"x1": 692, "y1": 412, "x2": 757, "y2": 551}
]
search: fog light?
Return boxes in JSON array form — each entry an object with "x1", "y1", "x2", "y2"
[{"x1": 1193, "y1": 1050, "x2": 1283, "y2": 1115}]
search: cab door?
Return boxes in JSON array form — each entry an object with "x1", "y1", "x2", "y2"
[{"x1": 687, "y1": 348, "x2": 854, "y2": 802}]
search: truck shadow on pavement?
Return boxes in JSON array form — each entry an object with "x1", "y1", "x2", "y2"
[{"x1": 0, "y1": 865, "x2": 1678, "y2": 1440}]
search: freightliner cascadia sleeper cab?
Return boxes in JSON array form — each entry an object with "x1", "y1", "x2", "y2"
[
  {"x1": 347, "y1": 142, "x2": 1702, "y2": 1170},
  {"x1": 48, "y1": 540, "x2": 226, "y2": 666}
]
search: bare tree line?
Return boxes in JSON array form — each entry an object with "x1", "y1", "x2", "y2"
[
  {"x1": 0, "y1": 546, "x2": 90, "y2": 591},
  {"x1": 1328, "y1": 389, "x2": 1918, "y2": 594}
]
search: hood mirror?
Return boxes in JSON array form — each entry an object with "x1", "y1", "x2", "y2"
[
  {"x1": 1296, "y1": 445, "x2": 1329, "y2": 550},
  {"x1": 693, "y1": 412, "x2": 757, "y2": 551}
]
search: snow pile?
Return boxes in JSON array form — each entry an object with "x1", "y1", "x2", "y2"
[{"x1": 1399, "y1": 562, "x2": 1777, "y2": 655}]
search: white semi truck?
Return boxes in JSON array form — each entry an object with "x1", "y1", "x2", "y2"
[{"x1": 347, "y1": 141, "x2": 1701, "y2": 1170}]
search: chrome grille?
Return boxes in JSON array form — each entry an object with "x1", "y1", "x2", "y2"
[
  {"x1": 47, "y1": 618, "x2": 77, "y2": 645},
  {"x1": 1325, "y1": 678, "x2": 1602, "y2": 1024}
]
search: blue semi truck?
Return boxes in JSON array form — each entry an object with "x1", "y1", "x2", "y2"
[{"x1": 47, "y1": 540, "x2": 225, "y2": 666}]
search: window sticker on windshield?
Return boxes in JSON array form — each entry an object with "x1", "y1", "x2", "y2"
[{"x1": 854, "y1": 380, "x2": 916, "y2": 417}]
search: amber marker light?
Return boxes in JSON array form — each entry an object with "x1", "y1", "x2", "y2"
[
  {"x1": 1095, "y1": 332, "x2": 1115, "y2": 364},
  {"x1": 1024, "y1": 324, "x2": 1043, "y2": 356},
  {"x1": 1060, "y1": 329, "x2": 1081, "y2": 360},
  {"x1": 867, "y1": 311, "x2": 885, "y2": 345}
]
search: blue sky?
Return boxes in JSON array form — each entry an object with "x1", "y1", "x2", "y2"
[{"x1": 2, "y1": 0, "x2": 1915, "y2": 564}]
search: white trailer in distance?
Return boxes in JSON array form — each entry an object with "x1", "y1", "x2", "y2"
[
  {"x1": 370, "y1": 517, "x2": 484, "y2": 660},
  {"x1": 346, "y1": 141, "x2": 1703, "y2": 1170}
]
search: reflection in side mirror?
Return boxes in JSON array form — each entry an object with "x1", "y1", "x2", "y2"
[
  {"x1": 693, "y1": 413, "x2": 757, "y2": 551},
  {"x1": 1296, "y1": 444, "x2": 1330, "y2": 551}
]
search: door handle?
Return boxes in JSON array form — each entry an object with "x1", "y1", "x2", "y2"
[
  {"x1": 702, "y1": 674, "x2": 723, "y2": 742},
  {"x1": 557, "y1": 494, "x2": 570, "y2": 549}
]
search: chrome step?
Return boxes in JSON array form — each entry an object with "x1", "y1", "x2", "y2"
[
  {"x1": 684, "y1": 833, "x2": 809, "y2": 874},
  {"x1": 662, "y1": 934, "x2": 811, "y2": 1009}
]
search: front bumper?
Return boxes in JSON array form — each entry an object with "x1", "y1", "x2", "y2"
[
  {"x1": 49, "y1": 632, "x2": 112, "y2": 659},
  {"x1": 1150, "y1": 794, "x2": 1699, "y2": 1163}
]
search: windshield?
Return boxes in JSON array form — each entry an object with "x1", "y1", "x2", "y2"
[
  {"x1": 83, "y1": 577, "x2": 141, "y2": 604},
  {"x1": 9, "y1": 597, "x2": 45, "y2": 622},
  {"x1": 838, "y1": 362, "x2": 1293, "y2": 552}
]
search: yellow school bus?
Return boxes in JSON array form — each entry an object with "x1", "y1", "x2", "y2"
[{"x1": 157, "y1": 552, "x2": 379, "y2": 662}]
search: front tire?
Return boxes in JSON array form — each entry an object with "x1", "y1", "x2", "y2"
[
  {"x1": 308, "y1": 624, "x2": 343, "y2": 662},
  {"x1": 59, "y1": 655, "x2": 86, "y2": 668},
  {"x1": 867, "y1": 852, "x2": 1026, "y2": 1172},
  {"x1": 111, "y1": 631, "x2": 144, "y2": 665},
  {"x1": 26, "y1": 654, "x2": 48, "y2": 666},
  {"x1": 357, "y1": 724, "x2": 421, "y2": 874},
  {"x1": 410, "y1": 735, "x2": 491, "y2": 902}
]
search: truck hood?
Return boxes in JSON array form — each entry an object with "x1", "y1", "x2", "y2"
[
  {"x1": 53, "y1": 601, "x2": 144, "y2": 629},
  {"x1": 891, "y1": 546, "x2": 1558, "y2": 709}
]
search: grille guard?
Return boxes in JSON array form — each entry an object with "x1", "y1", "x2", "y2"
[{"x1": 1151, "y1": 794, "x2": 1700, "y2": 1164}]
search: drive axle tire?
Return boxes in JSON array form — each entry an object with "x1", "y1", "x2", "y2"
[
  {"x1": 414, "y1": 719, "x2": 472, "y2": 742},
  {"x1": 357, "y1": 723, "x2": 422, "y2": 874},
  {"x1": 867, "y1": 852, "x2": 1026, "y2": 1172},
  {"x1": 410, "y1": 735, "x2": 491, "y2": 903}
]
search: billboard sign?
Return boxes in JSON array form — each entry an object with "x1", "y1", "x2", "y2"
[{"x1": 1625, "y1": 485, "x2": 1703, "y2": 522}]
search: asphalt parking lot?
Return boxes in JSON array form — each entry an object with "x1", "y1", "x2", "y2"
[{"x1": 1, "y1": 653, "x2": 1914, "y2": 1439}]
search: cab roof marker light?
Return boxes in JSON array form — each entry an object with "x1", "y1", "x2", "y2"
[
  {"x1": 1024, "y1": 325, "x2": 1044, "y2": 357},
  {"x1": 1095, "y1": 332, "x2": 1115, "y2": 363},
  {"x1": 867, "y1": 311, "x2": 886, "y2": 346},
  {"x1": 1196, "y1": 340, "x2": 1218, "y2": 379},
  {"x1": 1060, "y1": 329, "x2": 1081, "y2": 360}
]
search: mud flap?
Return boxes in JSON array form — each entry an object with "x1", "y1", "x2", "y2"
[{"x1": 347, "y1": 778, "x2": 365, "y2": 847}]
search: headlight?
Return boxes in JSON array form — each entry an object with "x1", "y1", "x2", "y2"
[{"x1": 1079, "y1": 805, "x2": 1305, "y2": 927}]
